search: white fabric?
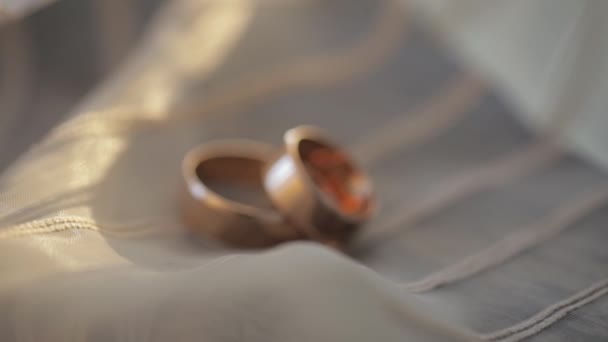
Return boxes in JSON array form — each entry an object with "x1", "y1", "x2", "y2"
[
  {"x1": 0, "y1": 0, "x2": 607, "y2": 341},
  {"x1": 410, "y1": 0, "x2": 608, "y2": 170},
  {"x1": 0, "y1": 1, "x2": 470, "y2": 340}
]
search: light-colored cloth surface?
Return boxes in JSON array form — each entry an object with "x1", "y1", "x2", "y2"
[
  {"x1": 0, "y1": 0, "x2": 607, "y2": 341},
  {"x1": 411, "y1": 0, "x2": 608, "y2": 171}
]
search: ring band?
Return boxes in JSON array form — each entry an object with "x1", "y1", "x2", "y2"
[
  {"x1": 180, "y1": 140, "x2": 301, "y2": 248},
  {"x1": 263, "y1": 125, "x2": 375, "y2": 245}
]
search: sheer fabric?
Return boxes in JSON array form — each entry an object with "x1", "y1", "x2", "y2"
[{"x1": 0, "y1": 1, "x2": 606, "y2": 341}]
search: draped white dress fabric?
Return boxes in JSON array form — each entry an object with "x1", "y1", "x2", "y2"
[{"x1": 0, "y1": 1, "x2": 607, "y2": 341}]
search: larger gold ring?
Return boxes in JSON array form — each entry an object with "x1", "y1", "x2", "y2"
[
  {"x1": 264, "y1": 125, "x2": 375, "y2": 245},
  {"x1": 180, "y1": 140, "x2": 301, "y2": 248}
]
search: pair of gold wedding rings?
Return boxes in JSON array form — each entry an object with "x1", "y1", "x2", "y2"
[{"x1": 180, "y1": 125, "x2": 375, "y2": 249}]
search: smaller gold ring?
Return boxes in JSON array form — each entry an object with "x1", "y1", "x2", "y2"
[
  {"x1": 264, "y1": 125, "x2": 375, "y2": 245},
  {"x1": 180, "y1": 140, "x2": 301, "y2": 248}
]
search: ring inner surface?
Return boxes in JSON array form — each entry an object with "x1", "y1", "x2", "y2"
[
  {"x1": 298, "y1": 139, "x2": 370, "y2": 216},
  {"x1": 196, "y1": 156, "x2": 275, "y2": 210}
]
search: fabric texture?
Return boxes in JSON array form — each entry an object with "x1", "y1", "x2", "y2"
[
  {"x1": 410, "y1": 0, "x2": 608, "y2": 171},
  {"x1": 0, "y1": 0, "x2": 607, "y2": 341}
]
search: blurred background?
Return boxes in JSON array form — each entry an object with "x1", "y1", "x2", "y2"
[
  {"x1": 2, "y1": 0, "x2": 608, "y2": 173},
  {"x1": 0, "y1": 0, "x2": 164, "y2": 171}
]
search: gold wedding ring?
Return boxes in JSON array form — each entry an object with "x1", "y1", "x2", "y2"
[
  {"x1": 180, "y1": 140, "x2": 301, "y2": 248},
  {"x1": 180, "y1": 126, "x2": 374, "y2": 248},
  {"x1": 264, "y1": 125, "x2": 375, "y2": 245}
]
